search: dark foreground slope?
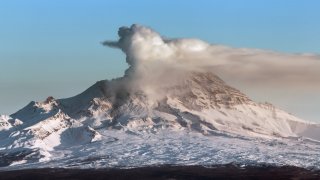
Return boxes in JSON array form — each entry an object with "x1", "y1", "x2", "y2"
[{"x1": 1, "y1": 165, "x2": 319, "y2": 180}]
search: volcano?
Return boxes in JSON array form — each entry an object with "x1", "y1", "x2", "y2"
[{"x1": 1, "y1": 25, "x2": 320, "y2": 170}]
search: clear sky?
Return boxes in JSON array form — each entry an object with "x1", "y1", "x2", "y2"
[{"x1": 0, "y1": 0, "x2": 319, "y2": 121}]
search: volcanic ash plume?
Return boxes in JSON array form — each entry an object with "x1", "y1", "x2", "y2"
[
  {"x1": 102, "y1": 24, "x2": 320, "y2": 105},
  {"x1": 2, "y1": 25, "x2": 320, "y2": 170}
]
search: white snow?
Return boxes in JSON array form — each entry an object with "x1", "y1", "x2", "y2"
[
  {"x1": 1, "y1": 129, "x2": 320, "y2": 170},
  {"x1": 0, "y1": 115, "x2": 23, "y2": 131},
  {"x1": 1, "y1": 72, "x2": 320, "y2": 170}
]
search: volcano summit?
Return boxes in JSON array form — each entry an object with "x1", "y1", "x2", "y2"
[{"x1": 1, "y1": 25, "x2": 320, "y2": 170}]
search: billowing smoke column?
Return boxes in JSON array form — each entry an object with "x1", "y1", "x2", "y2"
[
  {"x1": 102, "y1": 24, "x2": 212, "y2": 83},
  {"x1": 103, "y1": 24, "x2": 320, "y2": 94},
  {"x1": 103, "y1": 25, "x2": 175, "y2": 67}
]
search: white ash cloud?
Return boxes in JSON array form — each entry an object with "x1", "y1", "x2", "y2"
[{"x1": 102, "y1": 24, "x2": 320, "y2": 94}]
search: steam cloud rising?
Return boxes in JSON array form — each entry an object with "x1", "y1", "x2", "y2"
[
  {"x1": 103, "y1": 24, "x2": 320, "y2": 91},
  {"x1": 101, "y1": 24, "x2": 320, "y2": 120}
]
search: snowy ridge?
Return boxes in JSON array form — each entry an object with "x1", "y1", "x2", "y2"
[
  {"x1": 0, "y1": 97, "x2": 101, "y2": 166},
  {"x1": 0, "y1": 115, "x2": 23, "y2": 134},
  {"x1": 1, "y1": 71, "x2": 320, "y2": 169}
]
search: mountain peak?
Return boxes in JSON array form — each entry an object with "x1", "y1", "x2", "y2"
[
  {"x1": 7, "y1": 71, "x2": 314, "y2": 138},
  {"x1": 2, "y1": 24, "x2": 320, "y2": 170}
]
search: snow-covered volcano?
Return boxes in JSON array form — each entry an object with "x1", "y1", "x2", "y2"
[
  {"x1": 1, "y1": 25, "x2": 320, "y2": 169},
  {"x1": 1, "y1": 71, "x2": 320, "y2": 169}
]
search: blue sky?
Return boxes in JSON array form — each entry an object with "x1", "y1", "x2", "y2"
[{"x1": 0, "y1": 0, "x2": 319, "y2": 121}]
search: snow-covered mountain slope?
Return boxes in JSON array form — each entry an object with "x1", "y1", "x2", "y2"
[
  {"x1": 0, "y1": 99, "x2": 101, "y2": 166},
  {"x1": 2, "y1": 24, "x2": 320, "y2": 170},
  {"x1": 11, "y1": 72, "x2": 316, "y2": 139},
  {"x1": 0, "y1": 115, "x2": 22, "y2": 131},
  {"x1": 1, "y1": 71, "x2": 320, "y2": 169}
]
